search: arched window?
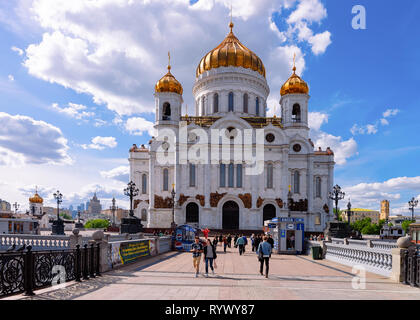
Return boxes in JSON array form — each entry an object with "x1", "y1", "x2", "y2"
[
  {"x1": 220, "y1": 164, "x2": 226, "y2": 187},
  {"x1": 189, "y1": 163, "x2": 196, "y2": 187},
  {"x1": 201, "y1": 96, "x2": 205, "y2": 116},
  {"x1": 163, "y1": 102, "x2": 171, "y2": 120},
  {"x1": 213, "y1": 93, "x2": 219, "y2": 113},
  {"x1": 243, "y1": 94, "x2": 248, "y2": 113},
  {"x1": 141, "y1": 209, "x2": 147, "y2": 221},
  {"x1": 163, "y1": 169, "x2": 169, "y2": 191},
  {"x1": 228, "y1": 92, "x2": 234, "y2": 112},
  {"x1": 292, "y1": 104, "x2": 301, "y2": 123},
  {"x1": 293, "y1": 171, "x2": 300, "y2": 194},
  {"x1": 236, "y1": 164, "x2": 243, "y2": 188},
  {"x1": 316, "y1": 177, "x2": 322, "y2": 198},
  {"x1": 142, "y1": 174, "x2": 147, "y2": 194},
  {"x1": 228, "y1": 163, "x2": 234, "y2": 188},
  {"x1": 267, "y1": 163, "x2": 273, "y2": 189},
  {"x1": 256, "y1": 97, "x2": 260, "y2": 116}
]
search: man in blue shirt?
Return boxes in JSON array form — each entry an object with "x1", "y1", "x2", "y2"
[
  {"x1": 191, "y1": 236, "x2": 204, "y2": 277},
  {"x1": 257, "y1": 236, "x2": 272, "y2": 278}
]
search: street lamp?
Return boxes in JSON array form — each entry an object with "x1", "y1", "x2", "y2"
[
  {"x1": 171, "y1": 183, "x2": 176, "y2": 229},
  {"x1": 52, "y1": 190, "x2": 65, "y2": 235},
  {"x1": 110, "y1": 197, "x2": 117, "y2": 226},
  {"x1": 329, "y1": 185, "x2": 345, "y2": 221},
  {"x1": 408, "y1": 197, "x2": 418, "y2": 222},
  {"x1": 287, "y1": 185, "x2": 293, "y2": 218},
  {"x1": 13, "y1": 202, "x2": 20, "y2": 214},
  {"x1": 124, "y1": 181, "x2": 139, "y2": 217},
  {"x1": 121, "y1": 181, "x2": 143, "y2": 234},
  {"x1": 346, "y1": 199, "x2": 353, "y2": 225}
]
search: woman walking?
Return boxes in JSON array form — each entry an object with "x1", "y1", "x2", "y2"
[
  {"x1": 222, "y1": 235, "x2": 228, "y2": 253},
  {"x1": 203, "y1": 238, "x2": 217, "y2": 277}
]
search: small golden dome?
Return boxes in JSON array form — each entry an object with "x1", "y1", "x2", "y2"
[
  {"x1": 29, "y1": 193, "x2": 43, "y2": 204},
  {"x1": 280, "y1": 66, "x2": 309, "y2": 96},
  {"x1": 196, "y1": 22, "x2": 266, "y2": 78},
  {"x1": 155, "y1": 53, "x2": 183, "y2": 96}
]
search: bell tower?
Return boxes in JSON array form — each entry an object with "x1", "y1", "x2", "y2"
[{"x1": 155, "y1": 52, "x2": 183, "y2": 126}]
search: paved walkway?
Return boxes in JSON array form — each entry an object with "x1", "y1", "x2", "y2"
[{"x1": 8, "y1": 244, "x2": 420, "y2": 300}]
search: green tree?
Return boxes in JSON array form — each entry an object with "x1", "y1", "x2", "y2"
[
  {"x1": 402, "y1": 220, "x2": 415, "y2": 233},
  {"x1": 60, "y1": 213, "x2": 73, "y2": 220},
  {"x1": 84, "y1": 219, "x2": 110, "y2": 229}
]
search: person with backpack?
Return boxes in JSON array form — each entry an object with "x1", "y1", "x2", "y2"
[
  {"x1": 257, "y1": 236, "x2": 272, "y2": 278},
  {"x1": 236, "y1": 235, "x2": 245, "y2": 255},
  {"x1": 190, "y1": 236, "x2": 204, "y2": 277}
]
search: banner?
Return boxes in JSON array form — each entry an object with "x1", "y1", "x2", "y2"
[{"x1": 110, "y1": 240, "x2": 151, "y2": 267}]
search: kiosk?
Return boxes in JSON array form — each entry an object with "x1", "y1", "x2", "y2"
[
  {"x1": 265, "y1": 217, "x2": 305, "y2": 255},
  {"x1": 173, "y1": 225, "x2": 198, "y2": 251}
]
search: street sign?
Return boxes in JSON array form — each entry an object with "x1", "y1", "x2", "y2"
[{"x1": 287, "y1": 223, "x2": 294, "y2": 230}]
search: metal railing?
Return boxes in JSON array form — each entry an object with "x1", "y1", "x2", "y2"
[
  {"x1": 402, "y1": 246, "x2": 420, "y2": 288},
  {"x1": 0, "y1": 244, "x2": 101, "y2": 298}
]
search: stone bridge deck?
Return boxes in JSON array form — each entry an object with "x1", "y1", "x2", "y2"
[{"x1": 6, "y1": 244, "x2": 420, "y2": 300}]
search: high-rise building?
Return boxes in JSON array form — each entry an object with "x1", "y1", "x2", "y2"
[
  {"x1": 381, "y1": 200, "x2": 390, "y2": 221},
  {"x1": 88, "y1": 193, "x2": 102, "y2": 215}
]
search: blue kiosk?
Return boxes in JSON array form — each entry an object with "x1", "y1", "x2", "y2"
[
  {"x1": 265, "y1": 217, "x2": 305, "y2": 255},
  {"x1": 173, "y1": 225, "x2": 198, "y2": 251}
]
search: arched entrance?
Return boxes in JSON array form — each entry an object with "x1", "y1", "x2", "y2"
[
  {"x1": 223, "y1": 201, "x2": 239, "y2": 230},
  {"x1": 263, "y1": 204, "x2": 276, "y2": 225},
  {"x1": 186, "y1": 202, "x2": 199, "y2": 224}
]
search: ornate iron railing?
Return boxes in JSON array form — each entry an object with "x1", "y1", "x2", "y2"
[
  {"x1": 402, "y1": 246, "x2": 420, "y2": 288},
  {"x1": 0, "y1": 243, "x2": 101, "y2": 298}
]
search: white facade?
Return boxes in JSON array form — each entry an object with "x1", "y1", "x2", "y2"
[{"x1": 129, "y1": 30, "x2": 335, "y2": 233}]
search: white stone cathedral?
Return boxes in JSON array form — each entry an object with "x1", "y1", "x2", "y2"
[{"x1": 129, "y1": 22, "x2": 335, "y2": 233}]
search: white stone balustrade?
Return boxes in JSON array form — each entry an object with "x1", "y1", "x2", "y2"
[{"x1": 325, "y1": 242, "x2": 393, "y2": 277}]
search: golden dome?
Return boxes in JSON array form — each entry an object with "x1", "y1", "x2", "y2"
[
  {"x1": 155, "y1": 65, "x2": 183, "y2": 95},
  {"x1": 29, "y1": 193, "x2": 43, "y2": 204},
  {"x1": 196, "y1": 22, "x2": 266, "y2": 78},
  {"x1": 280, "y1": 66, "x2": 309, "y2": 96}
]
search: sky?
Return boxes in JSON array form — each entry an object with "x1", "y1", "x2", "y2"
[{"x1": 0, "y1": 0, "x2": 419, "y2": 215}]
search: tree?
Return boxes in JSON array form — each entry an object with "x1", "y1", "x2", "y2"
[
  {"x1": 84, "y1": 219, "x2": 110, "y2": 229},
  {"x1": 402, "y1": 220, "x2": 415, "y2": 233},
  {"x1": 60, "y1": 213, "x2": 73, "y2": 220}
]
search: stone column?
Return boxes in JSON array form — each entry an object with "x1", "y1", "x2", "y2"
[
  {"x1": 69, "y1": 229, "x2": 82, "y2": 248},
  {"x1": 149, "y1": 152, "x2": 155, "y2": 209},
  {"x1": 91, "y1": 230, "x2": 110, "y2": 273}
]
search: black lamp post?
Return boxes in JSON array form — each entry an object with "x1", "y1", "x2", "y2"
[
  {"x1": 52, "y1": 190, "x2": 65, "y2": 235},
  {"x1": 110, "y1": 197, "x2": 117, "y2": 227},
  {"x1": 287, "y1": 185, "x2": 293, "y2": 218},
  {"x1": 346, "y1": 199, "x2": 353, "y2": 225},
  {"x1": 121, "y1": 181, "x2": 143, "y2": 234},
  {"x1": 329, "y1": 185, "x2": 345, "y2": 221},
  {"x1": 13, "y1": 202, "x2": 19, "y2": 214},
  {"x1": 408, "y1": 197, "x2": 418, "y2": 222},
  {"x1": 171, "y1": 183, "x2": 176, "y2": 230}
]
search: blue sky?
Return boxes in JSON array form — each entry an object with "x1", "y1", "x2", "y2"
[{"x1": 0, "y1": 0, "x2": 419, "y2": 215}]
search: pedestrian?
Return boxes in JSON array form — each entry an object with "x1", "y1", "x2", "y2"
[
  {"x1": 219, "y1": 234, "x2": 223, "y2": 246},
  {"x1": 213, "y1": 236, "x2": 218, "y2": 247},
  {"x1": 251, "y1": 234, "x2": 255, "y2": 252},
  {"x1": 203, "y1": 238, "x2": 217, "y2": 277},
  {"x1": 191, "y1": 236, "x2": 204, "y2": 277},
  {"x1": 227, "y1": 234, "x2": 232, "y2": 248},
  {"x1": 242, "y1": 235, "x2": 248, "y2": 253},
  {"x1": 234, "y1": 234, "x2": 238, "y2": 248},
  {"x1": 267, "y1": 234, "x2": 274, "y2": 249},
  {"x1": 222, "y1": 235, "x2": 228, "y2": 253},
  {"x1": 236, "y1": 234, "x2": 245, "y2": 255},
  {"x1": 254, "y1": 235, "x2": 262, "y2": 251},
  {"x1": 257, "y1": 236, "x2": 272, "y2": 278}
]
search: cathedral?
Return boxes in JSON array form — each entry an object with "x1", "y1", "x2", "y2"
[{"x1": 129, "y1": 21, "x2": 335, "y2": 233}]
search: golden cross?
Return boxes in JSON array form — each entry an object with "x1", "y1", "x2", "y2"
[
  {"x1": 168, "y1": 51, "x2": 171, "y2": 71},
  {"x1": 293, "y1": 53, "x2": 296, "y2": 72}
]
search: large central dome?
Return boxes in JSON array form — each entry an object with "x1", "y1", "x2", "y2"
[{"x1": 196, "y1": 22, "x2": 266, "y2": 78}]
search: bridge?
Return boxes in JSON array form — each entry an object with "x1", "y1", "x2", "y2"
[{"x1": 3, "y1": 238, "x2": 420, "y2": 300}]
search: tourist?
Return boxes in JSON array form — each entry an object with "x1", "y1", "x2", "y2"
[
  {"x1": 219, "y1": 234, "x2": 223, "y2": 246},
  {"x1": 257, "y1": 236, "x2": 272, "y2": 278},
  {"x1": 222, "y1": 235, "x2": 228, "y2": 253},
  {"x1": 236, "y1": 234, "x2": 245, "y2": 255},
  {"x1": 254, "y1": 235, "x2": 262, "y2": 251},
  {"x1": 250, "y1": 234, "x2": 255, "y2": 252},
  {"x1": 191, "y1": 236, "x2": 204, "y2": 277},
  {"x1": 227, "y1": 234, "x2": 232, "y2": 248},
  {"x1": 213, "y1": 235, "x2": 218, "y2": 247},
  {"x1": 290, "y1": 234, "x2": 295, "y2": 249},
  {"x1": 203, "y1": 238, "x2": 217, "y2": 277},
  {"x1": 234, "y1": 234, "x2": 238, "y2": 248},
  {"x1": 242, "y1": 235, "x2": 248, "y2": 253},
  {"x1": 267, "y1": 234, "x2": 274, "y2": 249}
]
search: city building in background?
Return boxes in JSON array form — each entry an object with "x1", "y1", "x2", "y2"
[
  {"x1": 381, "y1": 200, "x2": 390, "y2": 221},
  {"x1": 87, "y1": 193, "x2": 102, "y2": 215},
  {"x1": 341, "y1": 208, "x2": 380, "y2": 224}
]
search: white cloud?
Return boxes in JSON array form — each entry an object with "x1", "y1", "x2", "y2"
[
  {"x1": 52, "y1": 102, "x2": 94, "y2": 120},
  {"x1": 17, "y1": 0, "x2": 331, "y2": 118},
  {"x1": 82, "y1": 136, "x2": 117, "y2": 150},
  {"x1": 100, "y1": 166, "x2": 129, "y2": 183},
  {"x1": 125, "y1": 117, "x2": 155, "y2": 137},
  {"x1": 308, "y1": 111, "x2": 358, "y2": 165},
  {"x1": 11, "y1": 46, "x2": 24, "y2": 56},
  {"x1": 352, "y1": 107, "x2": 400, "y2": 135},
  {"x1": 383, "y1": 109, "x2": 400, "y2": 118},
  {"x1": 8, "y1": 75, "x2": 15, "y2": 82},
  {"x1": 0, "y1": 112, "x2": 71, "y2": 166}
]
